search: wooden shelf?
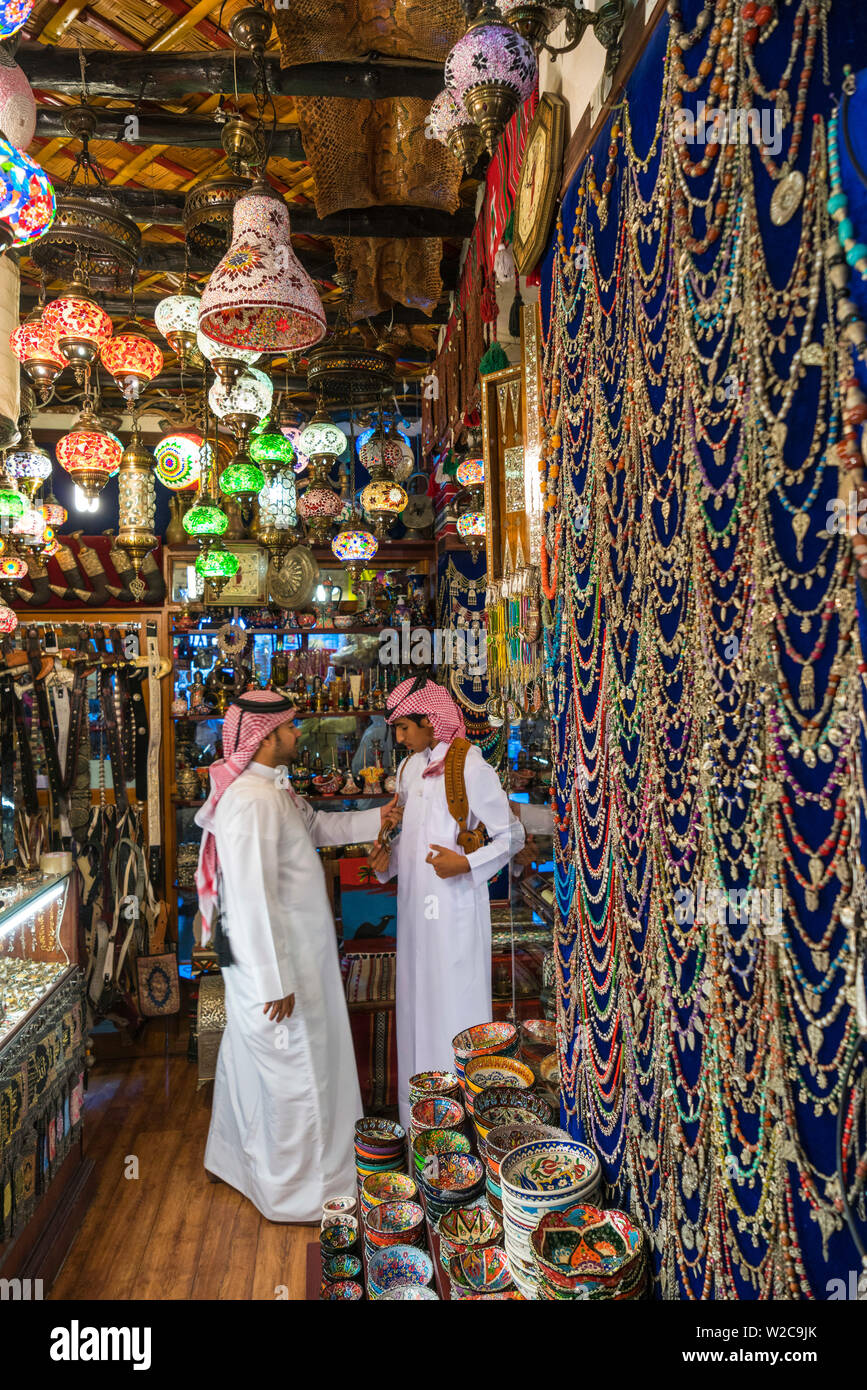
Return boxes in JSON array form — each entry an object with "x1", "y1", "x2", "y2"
[{"x1": 173, "y1": 710, "x2": 389, "y2": 721}]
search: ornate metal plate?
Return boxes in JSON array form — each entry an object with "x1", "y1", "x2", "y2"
[{"x1": 268, "y1": 544, "x2": 318, "y2": 609}]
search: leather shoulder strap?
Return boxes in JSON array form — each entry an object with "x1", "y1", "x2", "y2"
[{"x1": 444, "y1": 737, "x2": 472, "y2": 827}]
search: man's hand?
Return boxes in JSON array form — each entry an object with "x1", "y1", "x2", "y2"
[
  {"x1": 426, "y1": 844, "x2": 470, "y2": 878},
  {"x1": 379, "y1": 794, "x2": 402, "y2": 829},
  {"x1": 367, "y1": 841, "x2": 391, "y2": 874},
  {"x1": 264, "y1": 993, "x2": 295, "y2": 1022},
  {"x1": 515, "y1": 835, "x2": 540, "y2": 868}
]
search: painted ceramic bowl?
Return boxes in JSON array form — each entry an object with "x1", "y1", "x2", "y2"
[
  {"x1": 320, "y1": 1222, "x2": 358, "y2": 1256},
  {"x1": 322, "y1": 1195, "x2": 357, "y2": 1221},
  {"x1": 521, "y1": 1018, "x2": 557, "y2": 1052},
  {"x1": 482, "y1": 1122, "x2": 567, "y2": 1177},
  {"x1": 413, "y1": 1127, "x2": 472, "y2": 1173},
  {"x1": 410, "y1": 1095, "x2": 465, "y2": 1133},
  {"x1": 463, "y1": 1056, "x2": 535, "y2": 1114},
  {"x1": 472, "y1": 1087, "x2": 554, "y2": 1142},
  {"x1": 500, "y1": 1139, "x2": 601, "y2": 1205},
  {"x1": 437, "y1": 1205, "x2": 502, "y2": 1267},
  {"x1": 530, "y1": 1204, "x2": 645, "y2": 1291},
  {"x1": 332, "y1": 613, "x2": 355, "y2": 629},
  {"x1": 364, "y1": 1200, "x2": 425, "y2": 1248},
  {"x1": 355, "y1": 1116, "x2": 406, "y2": 1149},
  {"x1": 459, "y1": 1291, "x2": 525, "y2": 1300},
  {"x1": 452, "y1": 1021, "x2": 519, "y2": 1074},
  {"x1": 321, "y1": 1212, "x2": 358, "y2": 1235},
  {"x1": 322, "y1": 1253, "x2": 363, "y2": 1283},
  {"x1": 360, "y1": 1171, "x2": 418, "y2": 1212},
  {"x1": 448, "y1": 1245, "x2": 513, "y2": 1297},
  {"x1": 321, "y1": 1279, "x2": 363, "y2": 1301},
  {"x1": 408, "y1": 1069, "x2": 462, "y2": 1103},
  {"x1": 367, "y1": 1243, "x2": 434, "y2": 1299},
  {"x1": 378, "y1": 1285, "x2": 440, "y2": 1300},
  {"x1": 419, "y1": 1153, "x2": 485, "y2": 1201}
]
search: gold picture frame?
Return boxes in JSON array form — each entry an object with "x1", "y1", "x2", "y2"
[{"x1": 513, "y1": 92, "x2": 567, "y2": 277}]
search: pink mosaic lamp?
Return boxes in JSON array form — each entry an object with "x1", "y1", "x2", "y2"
[
  {"x1": 198, "y1": 177, "x2": 326, "y2": 354},
  {"x1": 427, "y1": 89, "x2": 484, "y2": 174},
  {"x1": 445, "y1": 8, "x2": 537, "y2": 153}
]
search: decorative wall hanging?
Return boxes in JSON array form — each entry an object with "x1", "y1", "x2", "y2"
[{"x1": 537, "y1": 0, "x2": 867, "y2": 1298}]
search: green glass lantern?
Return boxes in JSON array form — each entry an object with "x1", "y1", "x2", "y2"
[
  {"x1": 195, "y1": 546, "x2": 239, "y2": 580},
  {"x1": 250, "y1": 428, "x2": 295, "y2": 470},
  {"x1": 0, "y1": 487, "x2": 24, "y2": 520},
  {"x1": 183, "y1": 500, "x2": 229, "y2": 539},
  {"x1": 219, "y1": 460, "x2": 265, "y2": 501}
]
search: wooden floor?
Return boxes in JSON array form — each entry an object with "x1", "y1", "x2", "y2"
[{"x1": 51, "y1": 1050, "x2": 317, "y2": 1300}]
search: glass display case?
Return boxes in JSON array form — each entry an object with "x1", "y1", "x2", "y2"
[{"x1": 0, "y1": 871, "x2": 77, "y2": 1047}]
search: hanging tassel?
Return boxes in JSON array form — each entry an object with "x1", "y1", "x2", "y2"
[
  {"x1": 479, "y1": 342, "x2": 510, "y2": 375},
  {"x1": 494, "y1": 240, "x2": 515, "y2": 285},
  {"x1": 509, "y1": 270, "x2": 524, "y2": 340}
]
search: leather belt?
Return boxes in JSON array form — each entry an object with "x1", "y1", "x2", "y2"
[
  {"x1": 25, "y1": 626, "x2": 65, "y2": 847},
  {"x1": 93, "y1": 627, "x2": 128, "y2": 812},
  {"x1": 0, "y1": 678, "x2": 15, "y2": 866},
  {"x1": 145, "y1": 622, "x2": 163, "y2": 890},
  {"x1": 3, "y1": 637, "x2": 38, "y2": 817}
]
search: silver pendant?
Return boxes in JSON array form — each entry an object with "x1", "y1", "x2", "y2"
[{"x1": 770, "y1": 168, "x2": 805, "y2": 227}]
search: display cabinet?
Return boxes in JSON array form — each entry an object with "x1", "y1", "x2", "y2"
[{"x1": 0, "y1": 869, "x2": 94, "y2": 1285}]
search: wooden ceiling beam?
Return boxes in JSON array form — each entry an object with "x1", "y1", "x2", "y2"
[
  {"x1": 19, "y1": 45, "x2": 445, "y2": 101},
  {"x1": 83, "y1": 186, "x2": 474, "y2": 238},
  {"x1": 17, "y1": 288, "x2": 448, "y2": 328},
  {"x1": 34, "y1": 107, "x2": 306, "y2": 161}
]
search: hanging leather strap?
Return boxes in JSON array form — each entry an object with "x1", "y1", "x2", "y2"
[
  {"x1": 93, "y1": 627, "x2": 128, "y2": 811},
  {"x1": 145, "y1": 622, "x2": 163, "y2": 889},
  {"x1": 25, "y1": 626, "x2": 64, "y2": 845},
  {"x1": 443, "y1": 737, "x2": 488, "y2": 854},
  {"x1": 0, "y1": 678, "x2": 15, "y2": 866},
  {"x1": 63, "y1": 625, "x2": 93, "y2": 794},
  {"x1": 2, "y1": 637, "x2": 38, "y2": 817}
]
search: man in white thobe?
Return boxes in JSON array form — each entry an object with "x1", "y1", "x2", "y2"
[
  {"x1": 367, "y1": 678, "x2": 524, "y2": 1130},
  {"x1": 195, "y1": 690, "x2": 389, "y2": 1223}
]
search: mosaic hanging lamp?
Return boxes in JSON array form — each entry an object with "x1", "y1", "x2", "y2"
[
  {"x1": 0, "y1": 462, "x2": 24, "y2": 519},
  {"x1": 0, "y1": 603, "x2": 17, "y2": 633},
  {"x1": 331, "y1": 517, "x2": 378, "y2": 581},
  {"x1": 257, "y1": 465, "x2": 298, "y2": 562},
  {"x1": 155, "y1": 276, "x2": 203, "y2": 369},
  {"x1": 0, "y1": 60, "x2": 37, "y2": 151},
  {"x1": 456, "y1": 456, "x2": 485, "y2": 490},
  {"x1": 219, "y1": 458, "x2": 265, "y2": 505},
  {"x1": 427, "y1": 88, "x2": 484, "y2": 173},
  {"x1": 209, "y1": 365, "x2": 273, "y2": 430},
  {"x1": 0, "y1": 0, "x2": 35, "y2": 39},
  {"x1": 444, "y1": 10, "x2": 536, "y2": 153},
  {"x1": 0, "y1": 134, "x2": 55, "y2": 251},
  {"x1": 183, "y1": 438, "x2": 229, "y2": 544},
  {"x1": 360, "y1": 475, "x2": 409, "y2": 539},
  {"x1": 55, "y1": 399, "x2": 122, "y2": 500},
  {"x1": 196, "y1": 324, "x2": 260, "y2": 388},
  {"x1": 195, "y1": 540, "x2": 239, "y2": 598},
  {"x1": 0, "y1": 551, "x2": 27, "y2": 582},
  {"x1": 298, "y1": 407, "x2": 347, "y2": 467},
  {"x1": 40, "y1": 488, "x2": 67, "y2": 529},
  {"x1": 250, "y1": 419, "x2": 296, "y2": 473},
  {"x1": 42, "y1": 265, "x2": 113, "y2": 383},
  {"x1": 198, "y1": 176, "x2": 326, "y2": 354},
  {"x1": 10, "y1": 305, "x2": 66, "y2": 397},
  {"x1": 456, "y1": 507, "x2": 487, "y2": 561},
  {"x1": 154, "y1": 431, "x2": 206, "y2": 491},
  {"x1": 5, "y1": 417, "x2": 52, "y2": 500},
  {"x1": 12, "y1": 502, "x2": 46, "y2": 552},
  {"x1": 99, "y1": 319, "x2": 164, "y2": 402},
  {"x1": 116, "y1": 422, "x2": 157, "y2": 570}
]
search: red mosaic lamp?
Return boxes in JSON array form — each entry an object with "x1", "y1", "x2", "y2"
[
  {"x1": 100, "y1": 319, "x2": 164, "y2": 402},
  {"x1": 56, "y1": 399, "x2": 123, "y2": 501},
  {"x1": 10, "y1": 305, "x2": 66, "y2": 397},
  {"x1": 42, "y1": 264, "x2": 113, "y2": 384}
]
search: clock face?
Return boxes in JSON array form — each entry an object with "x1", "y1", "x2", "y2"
[{"x1": 518, "y1": 127, "x2": 549, "y2": 243}]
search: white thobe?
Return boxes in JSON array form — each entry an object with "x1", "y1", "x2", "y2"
[
  {"x1": 202, "y1": 763, "x2": 381, "y2": 1223},
  {"x1": 377, "y1": 743, "x2": 524, "y2": 1129}
]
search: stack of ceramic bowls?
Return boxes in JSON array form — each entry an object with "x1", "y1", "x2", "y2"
[
  {"x1": 530, "y1": 1203, "x2": 647, "y2": 1301},
  {"x1": 437, "y1": 1205, "x2": 502, "y2": 1271},
  {"x1": 363, "y1": 1199, "x2": 426, "y2": 1258},
  {"x1": 409, "y1": 1070, "x2": 462, "y2": 1106},
  {"x1": 448, "y1": 1246, "x2": 514, "y2": 1299},
  {"x1": 322, "y1": 1253, "x2": 363, "y2": 1286},
  {"x1": 320, "y1": 1278, "x2": 363, "y2": 1300},
  {"x1": 412, "y1": 1126, "x2": 472, "y2": 1176},
  {"x1": 320, "y1": 1222, "x2": 359, "y2": 1261},
  {"x1": 354, "y1": 1116, "x2": 407, "y2": 1180},
  {"x1": 367, "y1": 1244, "x2": 435, "y2": 1300},
  {"x1": 360, "y1": 1171, "x2": 417, "y2": 1221},
  {"x1": 409, "y1": 1094, "x2": 465, "y2": 1145},
  {"x1": 378, "y1": 1284, "x2": 439, "y2": 1300},
  {"x1": 481, "y1": 1122, "x2": 568, "y2": 1216},
  {"x1": 452, "y1": 1021, "x2": 519, "y2": 1088},
  {"x1": 499, "y1": 1138, "x2": 601, "y2": 1298},
  {"x1": 322, "y1": 1195, "x2": 356, "y2": 1226},
  {"x1": 472, "y1": 1086, "x2": 553, "y2": 1144},
  {"x1": 463, "y1": 1055, "x2": 535, "y2": 1118},
  {"x1": 418, "y1": 1152, "x2": 486, "y2": 1221}
]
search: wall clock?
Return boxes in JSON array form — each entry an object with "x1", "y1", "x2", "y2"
[{"x1": 513, "y1": 93, "x2": 567, "y2": 277}]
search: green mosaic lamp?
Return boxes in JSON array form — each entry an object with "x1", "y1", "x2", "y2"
[
  {"x1": 195, "y1": 544, "x2": 239, "y2": 580},
  {"x1": 219, "y1": 458, "x2": 265, "y2": 504},
  {"x1": 250, "y1": 420, "x2": 296, "y2": 473}
]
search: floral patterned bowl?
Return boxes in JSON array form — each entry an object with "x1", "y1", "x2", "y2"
[
  {"x1": 500, "y1": 1140, "x2": 601, "y2": 1206},
  {"x1": 409, "y1": 1069, "x2": 462, "y2": 1104},
  {"x1": 378, "y1": 1285, "x2": 439, "y2": 1300},
  {"x1": 321, "y1": 1279, "x2": 363, "y2": 1301},
  {"x1": 410, "y1": 1095, "x2": 465, "y2": 1133},
  {"x1": 530, "y1": 1203, "x2": 645, "y2": 1291},
  {"x1": 413, "y1": 1127, "x2": 472, "y2": 1173},
  {"x1": 472, "y1": 1087, "x2": 554, "y2": 1142},
  {"x1": 323, "y1": 1253, "x2": 363, "y2": 1283},
  {"x1": 364, "y1": 1200, "x2": 425, "y2": 1248},
  {"x1": 452, "y1": 1021, "x2": 519, "y2": 1077},
  {"x1": 482, "y1": 1121, "x2": 567, "y2": 1176},
  {"x1": 360, "y1": 1171, "x2": 418, "y2": 1213},
  {"x1": 354, "y1": 1116, "x2": 406, "y2": 1149},
  {"x1": 521, "y1": 1018, "x2": 557, "y2": 1052},
  {"x1": 448, "y1": 1245, "x2": 513, "y2": 1297},
  {"x1": 437, "y1": 1205, "x2": 502, "y2": 1267},
  {"x1": 367, "y1": 1243, "x2": 434, "y2": 1299},
  {"x1": 320, "y1": 1222, "x2": 358, "y2": 1256},
  {"x1": 463, "y1": 1056, "x2": 535, "y2": 1114},
  {"x1": 418, "y1": 1153, "x2": 485, "y2": 1202}
]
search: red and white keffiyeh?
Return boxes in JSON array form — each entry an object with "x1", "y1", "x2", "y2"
[
  {"x1": 386, "y1": 677, "x2": 466, "y2": 777},
  {"x1": 194, "y1": 690, "x2": 297, "y2": 936}
]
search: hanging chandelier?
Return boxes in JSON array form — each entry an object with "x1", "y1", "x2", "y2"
[
  {"x1": 155, "y1": 275, "x2": 203, "y2": 370},
  {"x1": 55, "y1": 399, "x2": 122, "y2": 500},
  {"x1": 5, "y1": 415, "x2": 52, "y2": 500},
  {"x1": 183, "y1": 438, "x2": 230, "y2": 544},
  {"x1": 42, "y1": 263, "x2": 113, "y2": 383},
  {"x1": 0, "y1": 0, "x2": 35, "y2": 39},
  {"x1": 257, "y1": 465, "x2": 298, "y2": 563},
  {"x1": 0, "y1": 132, "x2": 55, "y2": 251},
  {"x1": 100, "y1": 319, "x2": 163, "y2": 402},
  {"x1": 10, "y1": 305, "x2": 66, "y2": 397},
  {"x1": 40, "y1": 488, "x2": 67, "y2": 529},
  {"x1": 295, "y1": 402, "x2": 345, "y2": 544},
  {"x1": 116, "y1": 421, "x2": 157, "y2": 570},
  {"x1": 196, "y1": 325, "x2": 260, "y2": 389},
  {"x1": 198, "y1": 176, "x2": 326, "y2": 354},
  {"x1": 444, "y1": 7, "x2": 536, "y2": 153},
  {"x1": 153, "y1": 431, "x2": 206, "y2": 491},
  {"x1": 428, "y1": 89, "x2": 484, "y2": 174},
  {"x1": 209, "y1": 366, "x2": 272, "y2": 501}
]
